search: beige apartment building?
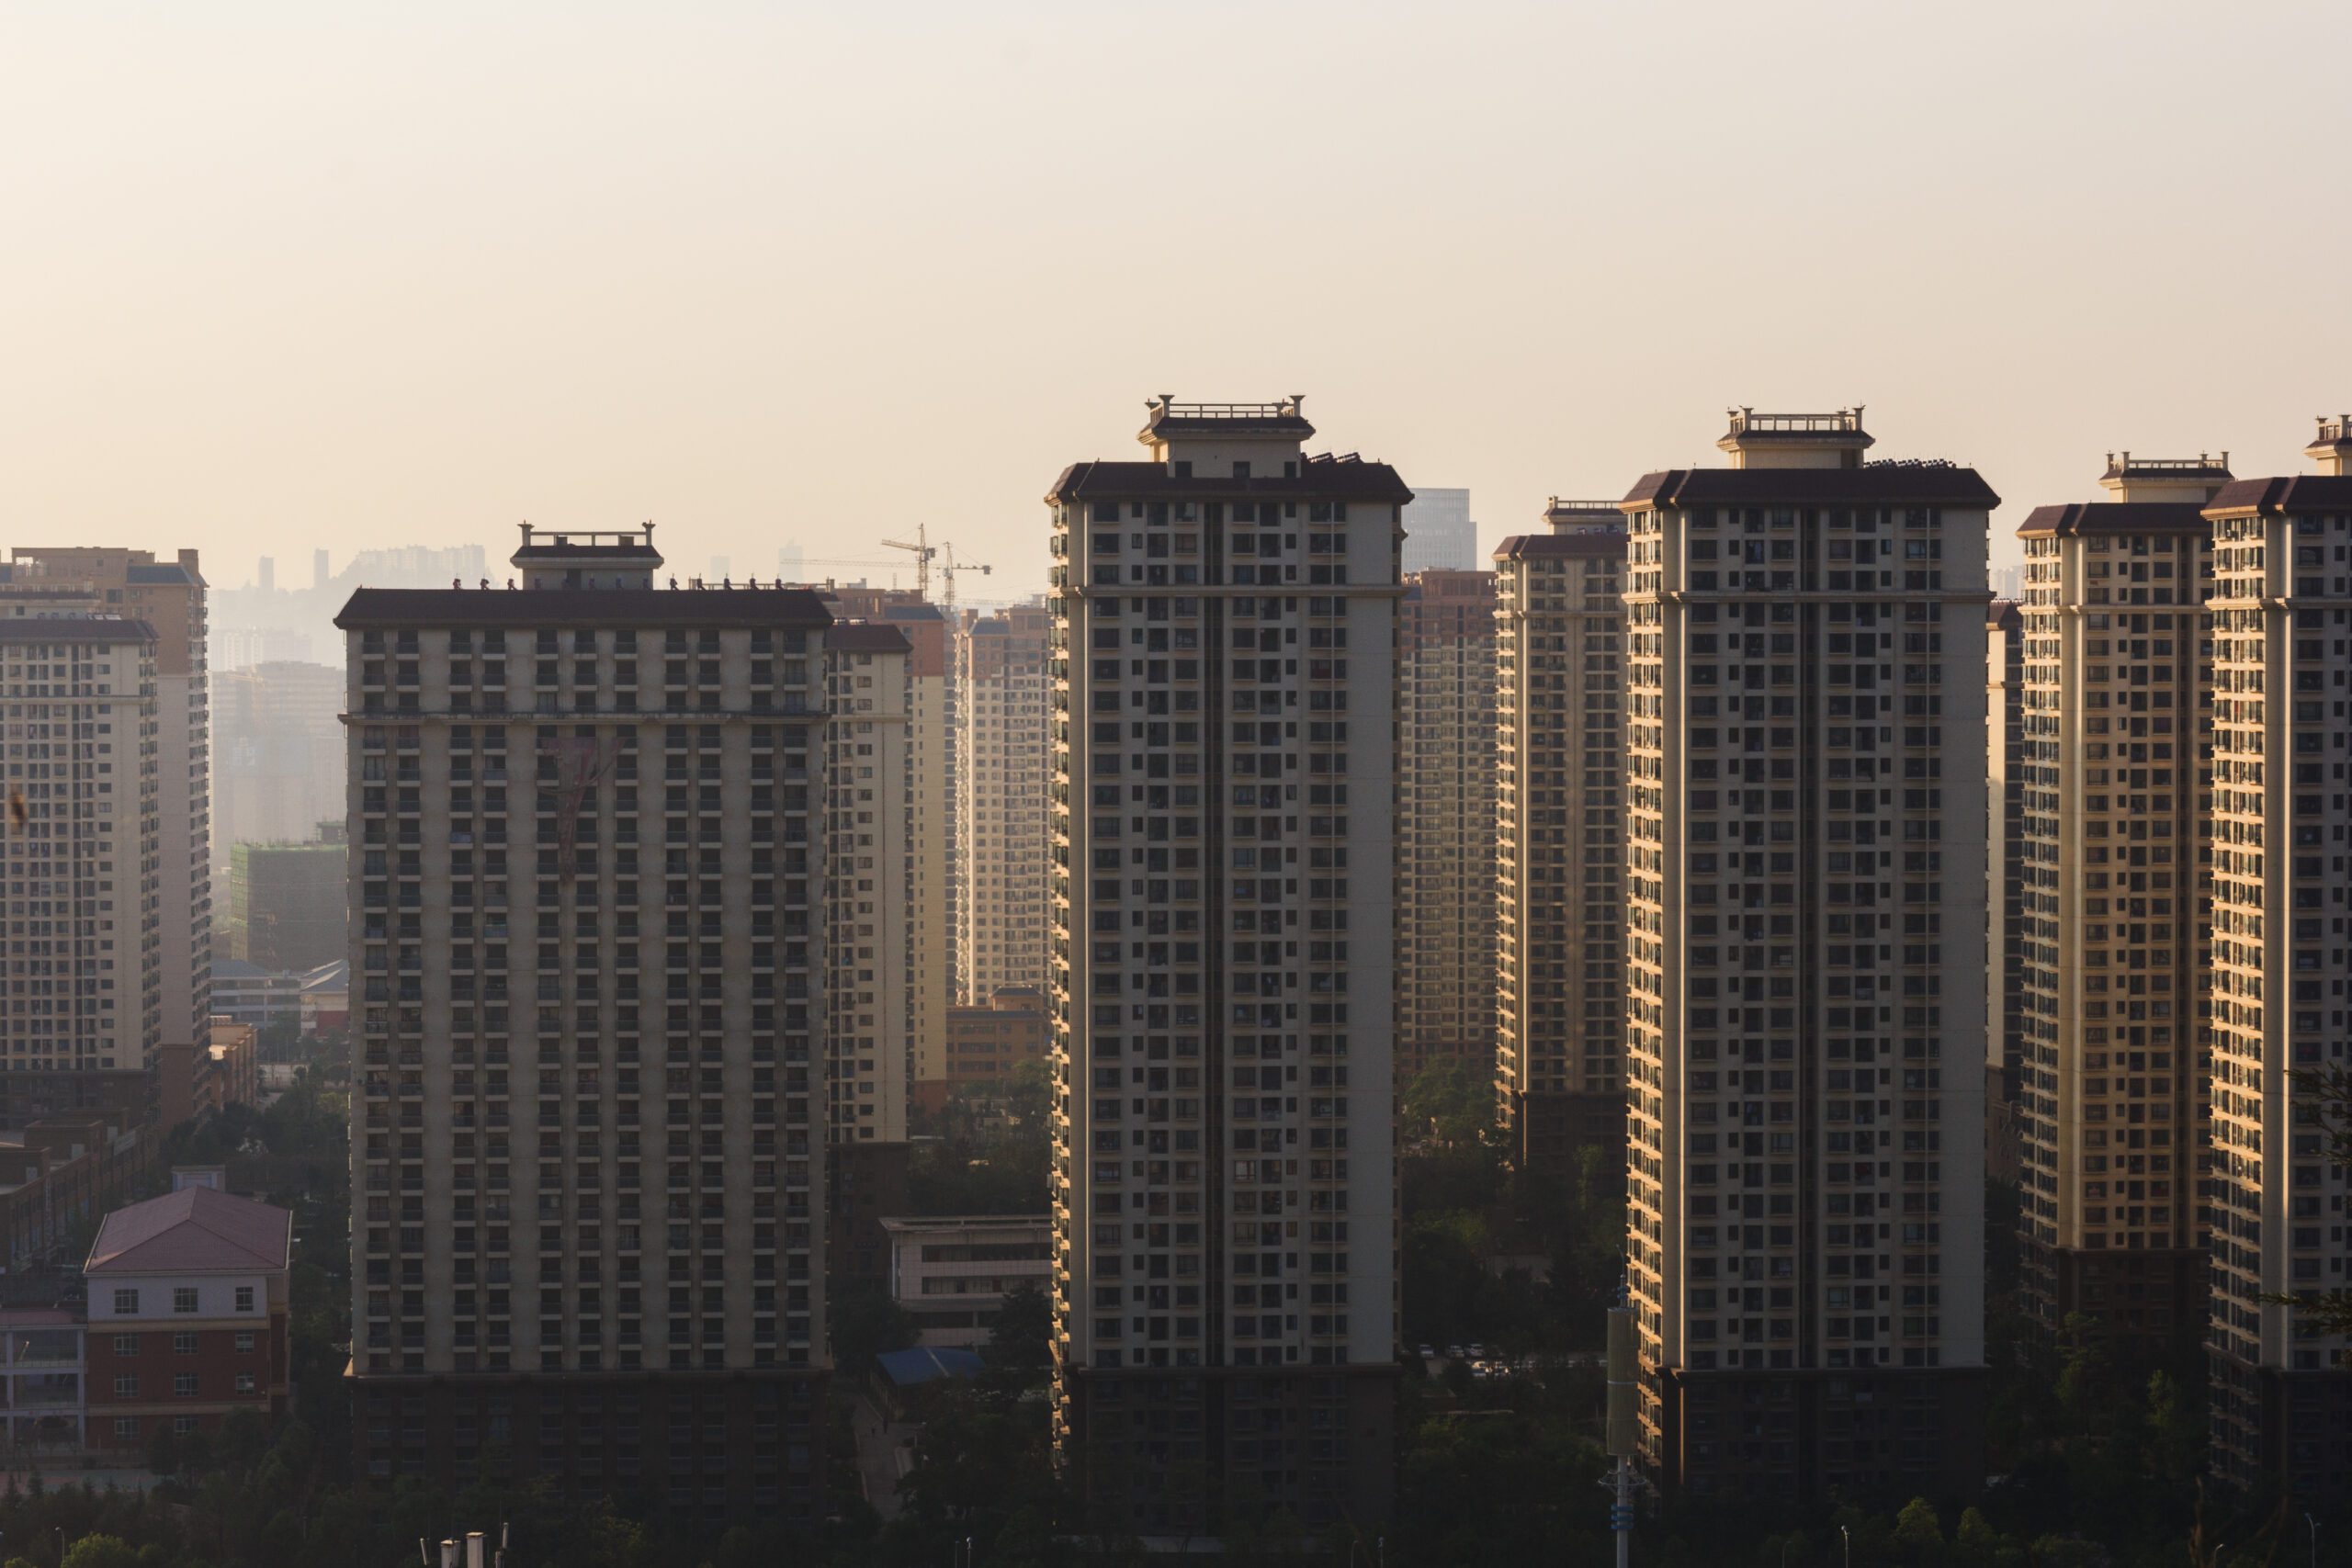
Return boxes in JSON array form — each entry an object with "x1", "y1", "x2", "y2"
[
  {"x1": 1985, "y1": 598, "x2": 2026, "y2": 1186},
  {"x1": 0, "y1": 618, "x2": 163, "y2": 1087},
  {"x1": 338, "y1": 526, "x2": 829, "y2": 1522},
  {"x1": 825, "y1": 622, "x2": 914, "y2": 1145},
  {"x1": 2206, "y1": 417, "x2": 2352, "y2": 1503},
  {"x1": 1045, "y1": 397, "x2": 1401, "y2": 1532},
  {"x1": 1, "y1": 548, "x2": 212, "y2": 1099},
  {"x1": 1622, "y1": 409, "x2": 1991, "y2": 1503},
  {"x1": 1395, "y1": 569, "x2": 1498, "y2": 1086},
  {"x1": 824, "y1": 589, "x2": 952, "y2": 1112},
  {"x1": 956, "y1": 604, "x2": 1053, "y2": 1004},
  {"x1": 2013, "y1": 455, "x2": 2226, "y2": 1359},
  {"x1": 1493, "y1": 502, "x2": 1627, "y2": 1168}
]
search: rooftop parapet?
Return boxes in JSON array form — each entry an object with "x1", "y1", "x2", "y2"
[{"x1": 1718, "y1": 406, "x2": 1874, "y2": 469}]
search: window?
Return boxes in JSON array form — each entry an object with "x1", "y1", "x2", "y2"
[
  {"x1": 114, "y1": 1375, "x2": 139, "y2": 1398},
  {"x1": 112, "y1": 1289, "x2": 139, "y2": 1315},
  {"x1": 174, "y1": 1288, "x2": 198, "y2": 1314},
  {"x1": 113, "y1": 1417, "x2": 138, "y2": 1441},
  {"x1": 174, "y1": 1416, "x2": 197, "y2": 1435},
  {"x1": 174, "y1": 1374, "x2": 198, "y2": 1398},
  {"x1": 235, "y1": 1372, "x2": 256, "y2": 1395},
  {"x1": 235, "y1": 1331, "x2": 256, "y2": 1354},
  {"x1": 113, "y1": 1335, "x2": 138, "y2": 1357},
  {"x1": 174, "y1": 1333, "x2": 198, "y2": 1356},
  {"x1": 235, "y1": 1286, "x2": 255, "y2": 1313}
]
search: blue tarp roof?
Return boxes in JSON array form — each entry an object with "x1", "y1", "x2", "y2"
[{"x1": 876, "y1": 1347, "x2": 984, "y2": 1387}]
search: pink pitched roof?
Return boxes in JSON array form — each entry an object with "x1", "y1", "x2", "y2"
[{"x1": 84, "y1": 1187, "x2": 291, "y2": 1276}]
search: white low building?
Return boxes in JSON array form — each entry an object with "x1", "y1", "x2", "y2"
[{"x1": 880, "y1": 1215, "x2": 1051, "y2": 1348}]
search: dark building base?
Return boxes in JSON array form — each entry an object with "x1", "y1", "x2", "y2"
[
  {"x1": 0, "y1": 1068, "x2": 153, "y2": 1133},
  {"x1": 828, "y1": 1139, "x2": 913, "y2": 1293},
  {"x1": 2022, "y1": 1243, "x2": 2204, "y2": 1364},
  {"x1": 1056, "y1": 1363, "x2": 1396, "y2": 1536},
  {"x1": 1646, "y1": 1363, "x2": 1984, "y2": 1507},
  {"x1": 350, "y1": 1368, "x2": 826, "y2": 1525},
  {"x1": 1509, "y1": 1089, "x2": 1625, "y2": 1176},
  {"x1": 2211, "y1": 1357, "x2": 2352, "y2": 1507}
]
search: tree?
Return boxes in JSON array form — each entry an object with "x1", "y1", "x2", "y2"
[
  {"x1": 1894, "y1": 1495, "x2": 1944, "y2": 1556},
  {"x1": 831, "y1": 1279, "x2": 915, "y2": 1372},
  {"x1": 983, "y1": 1282, "x2": 1051, "y2": 1381},
  {"x1": 60, "y1": 1537, "x2": 139, "y2": 1568}
]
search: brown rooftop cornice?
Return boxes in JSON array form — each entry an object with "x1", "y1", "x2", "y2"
[{"x1": 2016, "y1": 501, "x2": 2210, "y2": 538}]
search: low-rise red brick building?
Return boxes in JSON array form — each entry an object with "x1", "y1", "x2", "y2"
[{"x1": 82, "y1": 1187, "x2": 291, "y2": 1450}]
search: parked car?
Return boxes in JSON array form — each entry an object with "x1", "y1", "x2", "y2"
[
  {"x1": 1416, "y1": 1344, "x2": 1436, "y2": 1360},
  {"x1": 1465, "y1": 1343, "x2": 1487, "y2": 1360},
  {"x1": 1444, "y1": 1344, "x2": 1465, "y2": 1359}
]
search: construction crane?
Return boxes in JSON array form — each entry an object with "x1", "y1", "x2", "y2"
[{"x1": 877, "y1": 523, "x2": 992, "y2": 612}]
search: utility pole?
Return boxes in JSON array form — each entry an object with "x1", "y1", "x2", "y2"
[{"x1": 1604, "y1": 1287, "x2": 1639, "y2": 1568}]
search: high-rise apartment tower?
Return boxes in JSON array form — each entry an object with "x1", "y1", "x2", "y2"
[
  {"x1": 1, "y1": 548, "x2": 211, "y2": 1072},
  {"x1": 1493, "y1": 501, "x2": 1627, "y2": 1168},
  {"x1": 1396, "y1": 568, "x2": 1498, "y2": 1085},
  {"x1": 1045, "y1": 396, "x2": 1401, "y2": 1531},
  {"x1": 1622, "y1": 408, "x2": 1992, "y2": 1501},
  {"x1": 2013, "y1": 454, "x2": 2227, "y2": 1359},
  {"x1": 956, "y1": 604, "x2": 1054, "y2": 1004},
  {"x1": 339, "y1": 525, "x2": 829, "y2": 1521},
  {"x1": 2206, "y1": 416, "x2": 2352, "y2": 1503}
]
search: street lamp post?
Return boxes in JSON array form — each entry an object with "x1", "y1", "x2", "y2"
[{"x1": 1840, "y1": 1524, "x2": 1851, "y2": 1568}]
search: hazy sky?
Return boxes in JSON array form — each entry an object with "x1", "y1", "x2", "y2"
[{"x1": 6, "y1": 1, "x2": 2347, "y2": 596}]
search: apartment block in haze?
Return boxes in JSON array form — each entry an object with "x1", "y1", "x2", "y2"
[
  {"x1": 2206, "y1": 416, "x2": 2352, "y2": 1504},
  {"x1": 338, "y1": 526, "x2": 828, "y2": 1521},
  {"x1": 2013, "y1": 454, "x2": 2226, "y2": 1360},
  {"x1": 226, "y1": 839, "x2": 349, "y2": 974},
  {"x1": 1493, "y1": 501, "x2": 1628, "y2": 1168},
  {"x1": 956, "y1": 604, "x2": 1054, "y2": 1004},
  {"x1": 211, "y1": 660, "x2": 345, "y2": 871},
  {"x1": 1622, "y1": 408, "x2": 1991, "y2": 1502},
  {"x1": 1046, "y1": 396, "x2": 1401, "y2": 1531},
  {"x1": 1396, "y1": 568, "x2": 1498, "y2": 1084},
  {"x1": 1, "y1": 547, "x2": 213, "y2": 1111},
  {"x1": 1401, "y1": 486, "x2": 1476, "y2": 574}
]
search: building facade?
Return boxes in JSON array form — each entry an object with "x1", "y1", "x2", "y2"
[
  {"x1": 1493, "y1": 502, "x2": 1628, "y2": 1168},
  {"x1": 933, "y1": 985, "x2": 1050, "y2": 1111},
  {"x1": 211, "y1": 660, "x2": 344, "y2": 872},
  {"x1": 2206, "y1": 418, "x2": 2352, "y2": 1502},
  {"x1": 1395, "y1": 569, "x2": 1498, "y2": 1085},
  {"x1": 824, "y1": 623, "x2": 914, "y2": 1145},
  {"x1": 1621, "y1": 409, "x2": 1991, "y2": 1502},
  {"x1": 955, "y1": 604, "x2": 1054, "y2": 1006},
  {"x1": 0, "y1": 618, "x2": 164, "y2": 1091},
  {"x1": 823, "y1": 592, "x2": 953, "y2": 1112},
  {"x1": 1, "y1": 549, "x2": 211, "y2": 1065},
  {"x1": 338, "y1": 526, "x2": 828, "y2": 1521},
  {"x1": 1985, "y1": 598, "x2": 2026, "y2": 1180},
  {"x1": 1401, "y1": 487, "x2": 1475, "y2": 574},
  {"x1": 227, "y1": 839, "x2": 348, "y2": 973},
  {"x1": 1045, "y1": 397, "x2": 1401, "y2": 1532},
  {"x1": 883, "y1": 1214, "x2": 1054, "y2": 1348},
  {"x1": 83, "y1": 1186, "x2": 291, "y2": 1451},
  {"x1": 2013, "y1": 455, "x2": 2224, "y2": 1359}
]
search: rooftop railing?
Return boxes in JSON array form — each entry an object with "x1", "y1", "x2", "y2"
[
  {"x1": 2316, "y1": 416, "x2": 2352, "y2": 444},
  {"x1": 1726, "y1": 407, "x2": 1866, "y2": 434},
  {"x1": 1148, "y1": 396, "x2": 1306, "y2": 421},
  {"x1": 2105, "y1": 450, "x2": 2231, "y2": 474}
]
